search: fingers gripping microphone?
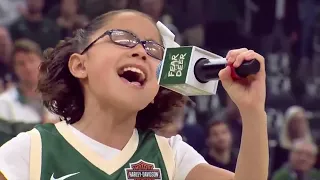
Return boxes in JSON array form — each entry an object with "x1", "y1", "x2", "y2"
[
  {"x1": 194, "y1": 58, "x2": 260, "y2": 83},
  {"x1": 155, "y1": 21, "x2": 260, "y2": 96},
  {"x1": 156, "y1": 46, "x2": 260, "y2": 96}
]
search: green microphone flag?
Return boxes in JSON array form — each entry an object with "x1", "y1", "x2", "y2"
[{"x1": 157, "y1": 46, "x2": 222, "y2": 96}]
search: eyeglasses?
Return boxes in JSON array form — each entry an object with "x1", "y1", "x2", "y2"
[{"x1": 80, "y1": 29, "x2": 165, "y2": 60}]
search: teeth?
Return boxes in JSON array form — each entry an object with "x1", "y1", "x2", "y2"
[{"x1": 122, "y1": 67, "x2": 146, "y2": 81}]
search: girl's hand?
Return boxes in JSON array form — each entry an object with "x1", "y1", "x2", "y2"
[{"x1": 219, "y1": 48, "x2": 266, "y2": 114}]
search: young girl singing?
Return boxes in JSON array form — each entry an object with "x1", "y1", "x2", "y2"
[{"x1": 0, "y1": 9, "x2": 268, "y2": 180}]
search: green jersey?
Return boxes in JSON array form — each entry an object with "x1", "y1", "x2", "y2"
[{"x1": 27, "y1": 121, "x2": 175, "y2": 180}]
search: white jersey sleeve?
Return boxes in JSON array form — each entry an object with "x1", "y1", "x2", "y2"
[
  {"x1": 0, "y1": 132, "x2": 30, "y2": 180},
  {"x1": 168, "y1": 134, "x2": 207, "y2": 180}
]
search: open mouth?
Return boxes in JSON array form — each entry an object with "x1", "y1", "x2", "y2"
[{"x1": 118, "y1": 66, "x2": 146, "y2": 87}]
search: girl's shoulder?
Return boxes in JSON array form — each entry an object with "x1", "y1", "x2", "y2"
[
  {"x1": 0, "y1": 132, "x2": 31, "y2": 179},
  {"x1": 156, "y1": 134, "x2": 208, "y2": 180}
]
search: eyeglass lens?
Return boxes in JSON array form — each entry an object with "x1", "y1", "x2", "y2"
[{"x1": 110, "y1": 30, "x2": 164, "y2": 60}]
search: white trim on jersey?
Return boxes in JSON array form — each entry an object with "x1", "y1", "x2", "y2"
[{"x1": 0, "y1": 124, "x2": 207, "y2": 180}]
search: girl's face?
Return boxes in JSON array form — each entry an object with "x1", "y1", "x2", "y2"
[{"x1": 74, "y1": 12, "x2": 163, "y2": 112}]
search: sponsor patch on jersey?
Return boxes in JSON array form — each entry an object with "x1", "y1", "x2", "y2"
[{"x1": 125, "y1": 160, "x2": 162, "y2": 180}]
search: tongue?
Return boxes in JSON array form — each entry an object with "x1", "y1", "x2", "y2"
[
  {"x1": 120, "y1": 77, "x2": 142, "y2": 87},
  {"x1": 130, "y1": 81, "x2": 142, "y2": 86}
]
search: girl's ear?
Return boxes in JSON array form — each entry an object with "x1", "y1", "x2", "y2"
[{"x1": 68, "y1": 53, "x2": 87, "y2": 79}]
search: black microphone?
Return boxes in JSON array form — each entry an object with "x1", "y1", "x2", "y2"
[
  {"x1": 157, "y1": 46, "x2": 261, "y2": 96},
  {"x1": 194, "y1": 58, "x2": 260, "y2": 83}
]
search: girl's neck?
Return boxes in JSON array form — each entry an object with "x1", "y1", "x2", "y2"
[{"x1": 73, "y1": 97, "x2": 137, "y2": 150}]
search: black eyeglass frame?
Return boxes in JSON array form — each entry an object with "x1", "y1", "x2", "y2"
[{"x1": 80, "y1": 29, "x2": 165, "y2": 60}]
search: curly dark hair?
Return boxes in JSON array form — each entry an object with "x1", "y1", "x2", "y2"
[{"x1": 37, "y1": 9, "x2": 186, "y2": 130}]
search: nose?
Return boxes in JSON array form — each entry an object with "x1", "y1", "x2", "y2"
[{"x1": 130, "y1": 44, "x2": 147, "y2": 61}]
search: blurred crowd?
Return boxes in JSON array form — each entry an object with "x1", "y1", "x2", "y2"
[{"x1": 0, "y1": 0, "x2": 319, "y2": 179}]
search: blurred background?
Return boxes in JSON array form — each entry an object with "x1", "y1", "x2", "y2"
[{"x1": 0, "y1": 0, "x2": 319, "y2": 179}]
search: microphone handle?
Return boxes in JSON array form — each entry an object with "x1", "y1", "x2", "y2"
[{"x1": 194, "y1": 58, "x2": 260, "y2": 83}]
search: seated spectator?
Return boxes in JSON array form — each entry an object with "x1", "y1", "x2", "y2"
[
  {"x1": 216, "y1": 95, "x2": 242, "y2": 151},
  {"x1": 9, "y1": 0, "x2": 60, "y2": 50},
  {"x1": 135, "y1": 0, "x2": 182, "y2": 44},
  {"x1": 0, "y1": 27, "x2": 15, "y2": 93},
  {"x1": 167, "y1": 0, "x2": 205, "y2": 47},
  {"x1": 272, "y1": 139, "x2": 319, "y2": 180},
  {"x1": 135, "y1": 0, "x2": 165, "y2": 22},
  {"x1": 181, "y1": 123, "x2": 206, "y2": 153},
  {"x1": 202, "y1": 120, "x2": 237, "y2": 172},
  {"x1": 0, "y1": 0, "x2": 26, "y2": 27},
  {"x1": 0, "y1": 39, "x2": 58, "y2": 124},
  {"x1": 109, "y1": 0, "x2": 129, "y2": 10},
  {"x1": 83, "y1": 0, "x2": 128, "y2": 20},
  {"x1": 272, "y1": 106, "x2": 314, "y2": 174},
  {"x1": 56, "y1": 0, "x2": 88, "y2": 38}
]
